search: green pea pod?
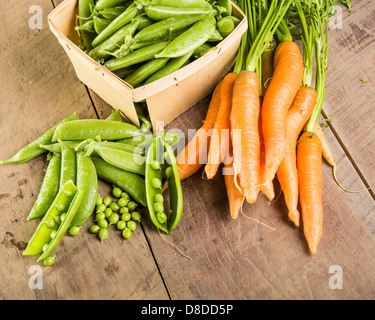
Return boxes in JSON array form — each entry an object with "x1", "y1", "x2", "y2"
[
  {"x1": 130, "y1": 27, "x2": 188, "y2": 50},
  {"x1": 104, "y1": 41, "x2": 170, "y2": 72},
  {"x1": 133, "y1": 14, "x2": 208, "y2": 43},
  {"x1": 87, "y1": 143, "x2": 146, "y2": 175},
  {"x1": 149, "y1": 0, "x2": 212, "y2": 8},
  {"x1": 92, "y1": 157, "x2": 147, "y2": 206},
  {"x1": 224, "y1": 16, "x2": 241, "y2": 26},
  {"x1": 41, "y1": 141, "x2": 145, "y2": 157},
  {"x1": 134, "y1": 103, "x2": 152, "y2": 132},
  {"x1": 162, "y1": 139, "x2": 183, "y2": 233},
  {"x1": 105, "y1": 109, "x2": 123, "y2": 121},
  {"x1": 1, "y1": 113, "x2": 79, "y2": 164},
  {"x1": 217, "y1": 0, "x2": 232, "y2": 17},
  {"x1": 92, "y1": 3, "x2": 139, "y2": 47},
  {"x1": 27, "y1": 154, "x2": 61, "y2": 221},
  {"x1": 217, "y1": 16, "x2": 235, "y2": 37},
  {"x1": 119, "y1": 133, "x2": 154, "y2": 149},
  {"x1": 52, "y1": 120, "x2": 139, "y2": 142},
  {"x1": 99, "y1": 6, "x2": 127, "y2": 21},
  {"x1": 125, "y1": 58, "x2": 170, "y2": 88},
  {"x1": 76, "y1": 19, "x2": 96, "y2": 33},
  {"x1": 145, "y1": 135, "x2": 183, "y2": 233},
  {"x1": 59, "y1": 140, "x2": 77, "y2": 188},
  {"x1": 38, "y1": 190, "x2": 84, "y2": 262},
  {"x1": 70, "y1": 152, "x2": 98, "y2": 227},
  {"x1": 40, "y1": 141, "x2": 82, "y2": 154},
  {"x1": 95, "y1": 0, "x2": 131, "y2": 11},
  {"x1": 192, "y1": 43, "x2": 213, "y2": 59},
  {"x1": 132, "y1": 13, "x2": 155, "y2": 30},
  {"x1": 145, "y1": 136, "x2": 169, "y2": 233},
  {"x1": 93, "y1": 16, "x2": 111, "y2": 34},
  {"x1": 155, "y1": 15, "x2": 216, "y2": 58},
  {"x1": 96, "y1": 141, "x2": 146, "y2": 156},
  {"x1": 207, "y1": 28, "x2": 223, "y2": 42},
  {"x1": 145, "y1": 6, "x2": 217, "y2": 21},
  {"x1": 23, "y1": 180, "x2": 78, "y2": 256},
  {"x1": 78, "y1": 0, "x2": 96, "y2": 51},
  {"x1": 119, "y1": 131, "x2": 183, "y2": 150},
  {"x1": 112, "y1": 65, "x2": 139, "y2": 78},
  {"x1": 145, "y1": 51, "x2": 193, "y2": 85},
  {"x1": 89, "y1": 20, "x2": 139, "y2": 61}
]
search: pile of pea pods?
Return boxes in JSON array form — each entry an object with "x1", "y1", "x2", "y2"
[
  {"x1": 1, "y1": 108, "x2": 184, "y2": 266},
  {"x1": 77, "y1": 0, "x2": 241, "y2": 87}
]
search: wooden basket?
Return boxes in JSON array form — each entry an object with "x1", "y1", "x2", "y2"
[{"x1": 48, "y1": 0, "x2": 247, "y2": 129}]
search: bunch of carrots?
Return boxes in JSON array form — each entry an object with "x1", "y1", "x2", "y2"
[{"x1": 174, "y1": 0, "x2": 351, "y2": 254}]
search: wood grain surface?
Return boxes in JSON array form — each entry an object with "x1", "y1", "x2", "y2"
[{"x1": 0, "y1": 0, "x2": 374, "y2": 300}]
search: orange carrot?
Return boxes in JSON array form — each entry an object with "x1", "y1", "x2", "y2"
[
  {"x1": 259, "y1": 114, "x2": 275, "y2": 201},
  {"x1": 205, "y1": 73, "x2": 238, "y2": 179},
  {"x1": 262, "y1": 40, "x2": 304, "y2": 183},
  {"x1": 176, "y1": 80, "x2": 222, "y2": 182},
  {"x1": 224, "y1": 146, "x2": 244, "y2": 219},
  {"x1": 297, "y1": 131, "x2": 323, "y2": 254},
  {"x1": 230, "y1": 70, "x2": 261, "y2": 204},
  {"x1": 258, "y1": 46, "x2": 276, "y2": 201},
  {"x1": 277, "y1": 87, "x2": 317, "y2": 227}
]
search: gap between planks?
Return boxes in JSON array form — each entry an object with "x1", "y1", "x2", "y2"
[
  {"x1": 321, "y1": 109, "x2": 375, "y2": 202},
  {"x1": 50, "y1": 0, "x2": 172, "y2": 299}
]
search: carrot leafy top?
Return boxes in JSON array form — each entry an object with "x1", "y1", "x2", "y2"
[
  {"x1": 304, "y1": 0, "x2": 352, "y2": 132},
  {"x1": 233, "y1": 0, "x2": 293, "y2": 76}
]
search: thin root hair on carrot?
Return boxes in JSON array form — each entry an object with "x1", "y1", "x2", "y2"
[
  {"x1": 332, "y1": 165, "x2": 370, "y2": 194},
  {"x1": 240, "y1": 206, "x2": 276, "y2": 231},
  {"x1": 157, "y1": 228, "x2": 193, "y2": 261}
]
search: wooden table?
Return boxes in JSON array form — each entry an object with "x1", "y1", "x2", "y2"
[{"x1": 1, "y1": 0, "x2": 375, "y2": 300}]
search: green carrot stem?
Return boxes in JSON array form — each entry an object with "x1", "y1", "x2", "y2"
[
  {"x1": 246, "y1": 0, "x2": 293, "y2": 73},
  {"x1": 306, "y1": 2, "x2": 330, "y2": 133}
]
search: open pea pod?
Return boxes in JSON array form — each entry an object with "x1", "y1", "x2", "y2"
[
  {"x1": 38, "y1": 190, "x2": 83, "y2": 262},
  {"x1": 23, "y1": 180, "x2": 78, "y2": 256},
  {"x1": 145, "y1": 135, "x2": 183, "y2": 234},
  {"x1": 162, "y1": 139, "x2": 183, "y2": 233}
]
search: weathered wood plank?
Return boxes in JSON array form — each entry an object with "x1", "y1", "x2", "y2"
[
  {"x1": 79, "y1": 0, "x2": 375, "y2": 299},
  {"x1": 0, "y1": 0, "x2": 168, "y2": 300},
  {"x1": 143, "y1": 101, "x2": 375, "y2": 300},
  {"x1": 323, "y1": 0, "x2": 375, "y2": 192}
]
